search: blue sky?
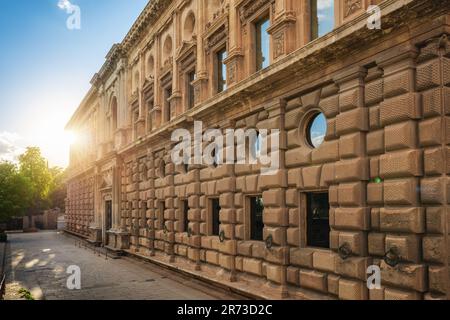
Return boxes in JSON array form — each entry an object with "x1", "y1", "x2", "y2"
[{"x1": 0, "y1": 0, "x2": 148, "y2": 167}]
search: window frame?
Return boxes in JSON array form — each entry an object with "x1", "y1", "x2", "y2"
[
  {"x1": 253, "y1": 14, "x2": 271, "y2": 72},
  {"x1": 209, "y1": 198, "x2": 221, "y2": 236},
  {"x1": 186, "y1": 69, "x2": 196, "y2": 110},
  {"x1": 300, "y1": 191, "x2": 331, "y2": 249},
  {"x1": 216, "y1": 46, "x2": 227, "y2": 93}
]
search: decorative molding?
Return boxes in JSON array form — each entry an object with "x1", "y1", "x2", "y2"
[{"x1": 345, "y1": 0, "x2": 363, "y2": 18}]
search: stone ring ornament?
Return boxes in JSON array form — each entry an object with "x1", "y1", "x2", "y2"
[
  {"x1": 265, "y1": 234, "x2": 273, "y2": 249},
  {"x1": 163, "y1": 224, "x2": 168, "y2": 234},
  {"x1": 384, "y1": 246, "x2": 400, "y2": 267},
  {"x1": 187, "y1": 227, "x2": 192, "y2": 238},
  {"x1": 219, "y1": 230, "x2": 226, "y2": 243},
  {"x1": 338, "y1": 242, "x2": 352, "y2": 260}
]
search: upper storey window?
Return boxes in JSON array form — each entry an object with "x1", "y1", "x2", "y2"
[
  {"x1": 311, "y1": 0, "x2": 335, "y2": 40},
  {"x1": 255, "y1": 16, "x2": 270, "y2": 72},
  {"x1": 217, "y1": 48, "x2": 227, "y2": 93}
]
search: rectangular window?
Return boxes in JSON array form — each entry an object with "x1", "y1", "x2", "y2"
[
  {"x1": 210, "y1": 198, "x2": 221, "y2": 236},
  {"x1": 249, "y1": 196, "x2": 264, "y2": 241},
  {"x1": 182, "y1": 200, "x2": 189, "y2": 233},
  {"x1": 217, "y1": 48, "x2": 227, "y2": 93},
  {"x1": 164, "y1": 87, "x2": 172, "y2": 122},
  {"x1": 159, "y1": 201, "x2": 166, "y2": 230},
  {"x1": 187, "y1": 70, "x2": 196, "y2": 109},
  {"x1": 255, "y1": 16, "x2": 270, "y2": 72},
  {"x1": 148, "y1": 99, "x2": 154, "y2": 132},
  {"x1": 306, "y1": 192, "x2": 330, "y2": 248},
  {"x1": 311, "y1": 0, "x2": 335, "y2": 40}
]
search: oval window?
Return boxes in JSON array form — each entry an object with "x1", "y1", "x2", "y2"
[{"x1": 306, "y1": 113, "x2": 327, "y2": 148}]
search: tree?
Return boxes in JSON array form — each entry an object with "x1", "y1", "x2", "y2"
[
  {"x1": 48, "y1": 166, "x2": 67, "y2": 211},
  {"x1": 18, "y1": 147, "x2": 52, "y2": 225},
  {"x1": 0, "y1": 162, "x2": 33, "y2": 224}
]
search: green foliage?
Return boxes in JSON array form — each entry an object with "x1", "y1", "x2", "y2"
[
  {"x1": 0, "y1": 162, "x2": 33, "y2": 223},
  {"x1": 18, "y1": 288, "x2": 34, "y2": 300},
  {"x1": 18, "y1": 147, "x2": 53, "y2": 212},
  {"x1": 48, "y1": 166, "x2": 67, "y2": 211},
  {"x1": 0, "y1": 147, "x2": 67, "y2": 224}
]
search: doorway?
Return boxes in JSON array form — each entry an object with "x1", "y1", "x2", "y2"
[{"x1": 105, "y1": 200, "x2": 113, "y2": 231}]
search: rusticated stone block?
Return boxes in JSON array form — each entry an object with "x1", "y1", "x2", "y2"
[
  {"x1": 419, "y1": 117, "x2": 442, "y2": 147},
  {"x1": 265, "y1": 247, "x2": 289, "y2": 265},
  {"x1": 336, "y1": 257, "x2": 371, "y2": 280},
  {"x1": 367, "y1": 182, "x2": 383, "y2": 205},
  {"x1": 237, "y1": 241, "x2": 252, "y2": 256},
  {"x1": 338, "y1": 279, "x2": 368, "y2": 300},
  {"x1": 312, "y1": 140, "x2": 339, "y2": 164},
  {"x1": 416, "y1": 59, "x2": 441, "y2": 91},
  {"x1": 327, "y1": 274, "x2": 340, "y2": 296},
  {"x1": 366, "y1": 78, "x2": 384, "y2": 106},
  {"x1": 302, "y1": 165, "x2": 322, "y2": 188},
  {"x1": 287, "y1": 168, "x2": 303, "y2": 188},
  {"x1": 384, "y1": 178, "x2": 418, "y2": 206},
  {"x1": 263, "y1": 208, "x2": 288, "y2": 226},
  {"x1": 288, "y1": 208, "x2": 300, "y2": 226},
  {"x1": 380, "y1": 149, "x2": 423, "y2": 178},
  {"x1": 384, "y1": 288, "x2": 422, "y2": 300},
  {"x1": 385, "y1": 234, "x2": 421, "y2": 263},
  {"x1": 424, "y1": 147, "x2": 445, "y2": 175},
  {"x1": 334, "y1": 158, "x2": 369, "y2": 183},
  {"x1": 235, "y1": 256, "x2": 243, "y2": 271},
  {"x1": 423, "y1": 236, "x2": 445, "y2": 264},
  {"x1": 266, "y1": 264, "x2": 285, "y2": 284},
  {"x1": 383, "y1": 70, "x2": 411, "y2": 99},
  {"x1": 299, "y1": 269, "x2": 327, "y2": 293},
  {"x1": 336, "y1": 108, "x2": 369, "y2": 136},
  {"x1": 426, "y1": 207, "x2": 445, "y2": 234},
  {"x1": 369, "y1": 157, "x2": 380, "y2": 179},
  {"x1": 380, "y1": 93, "x2": 422, "y2": 126},
  {"x1": 319, "y1": 95, "x2": 339, "y2": 118},
  {"x1": 262, "y1": 189, "x2": 284, "y2": 207},
  {"x1": 243, "y1": 258, "x2": 262, "y2": 276},
  {"x1": 285, "y1": 147, "x2": 311, "y2": 167},
  {"x1": 329, "y1": 185, "x2": 338, "y2": 206},
  {"x1": 385, "y1": 121, "x2": 417, "y2": 151},
  {"x1": 369, "y1": 106, "x2": 381, "y2": 129},
  {"x1": 368, "y1": 233, "x2": 385, "y2": 256},
  {"x1": 334, "y1": 207, "x2": 370, "y2": 231},
  {"x1": 290, "y1": 248, "x2": 314, "y2": 268},
  {"x1": 219, "y1": 254, "x2": 233, "y2": 270},
  {"x1": 263, "y1": 227, "x2": 285, "y2": 246},
  {"x1": 421, "y1": 178, "x2": 444, "y2": 204},
  {"x1": 339, "y1": 133, "x2": 365, "y2": 159},
  {"x1": 205, "y1": 250, "x2": 219, "y2": 265},
  {"x1": 380, "y1": 208, "x2": 425, "y2": 234},
  {"x1": 338, "y1": 231, "x2": 367, "y2": 256},
  {"x1": 287, "y1": 228, "x2": 299, "y2": 246},
  {"x1": 338, "y1": 182, "x2": 365, "y2": 206},
  {"x1": 422, "y1": 88, "x2": 442, "y2": 117},
  {"x1": 381, "y1": 262, "x2": 427, "y2": 292},
  {"x1": 428, "y1": 266, "x2": 447, "y2": 294},
  {"x1": 312, "y1": 251, "x2": 336, "y2": 273},
  {"x1": 320, "y1": 163, "x2": 335, "y2": 187},
  {"x1": 367, "y1": 130, "x2": 385, "y2": 156},
  {"x1": 339, "y1": 88, "x2": 362, "y2": 112},
  {"x1": 287, "y1": 267, "x2": 300, "y2": 285},
  {"x1": 251, "y1": 242, "x2": 265, "y2": 259}
]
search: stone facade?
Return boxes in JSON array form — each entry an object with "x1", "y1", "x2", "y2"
[{"x1": 65, "y1": 0, "x2": 450, "y2": 300}]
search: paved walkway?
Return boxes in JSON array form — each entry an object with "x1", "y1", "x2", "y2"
[{"x1": 4, "y1": 231, "x2": 237, "y2": 300}]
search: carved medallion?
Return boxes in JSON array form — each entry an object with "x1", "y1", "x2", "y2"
[{"x1": 345, "y1": 0, "x2": 362, "y2": 18}]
